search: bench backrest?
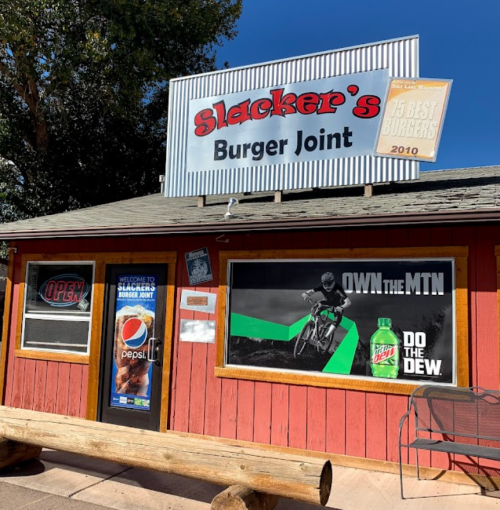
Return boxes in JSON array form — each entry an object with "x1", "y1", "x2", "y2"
[{"x1": 410, "y1": 385, "x2": 500, "y2": 445}]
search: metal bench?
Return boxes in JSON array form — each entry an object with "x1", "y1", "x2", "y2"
[{"x1": 399, "y1": 385, "x2": 500, "y2": 499}]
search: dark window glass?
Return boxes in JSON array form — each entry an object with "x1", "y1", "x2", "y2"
[
  {"x1": 25, "y1": 264, "x2": 93, "y2": 315},
  {"x1": 22, "y1": 262, "x2": 94, "y2": 354},
  {"x1": 23, "y1": 319, "x2": 89, "y2": 354}
]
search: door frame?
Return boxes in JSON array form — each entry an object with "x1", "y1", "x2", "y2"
[
  {"x1": 86, "y1": 252, "x2": 177, "y2": 432},
  {"x1": 98, "y1": 263, "x2": 168, "y2": 430}
]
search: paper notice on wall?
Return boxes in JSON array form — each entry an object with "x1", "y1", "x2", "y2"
[
  {"x1": 180, "y1": 319, "x2": 216, "y2": 343},
  {"x1": 185, "y1": 248, "x2": 213, "y2": 285},
  {"x1": 180, "y1": 290, "x2": 217, "y2": 314}
]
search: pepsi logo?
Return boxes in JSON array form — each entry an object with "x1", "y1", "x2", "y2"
[{"x1": 122, "y1": 318, "x2": 148, "y2": 349}]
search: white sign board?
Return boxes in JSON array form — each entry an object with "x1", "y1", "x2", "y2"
[
  {"x1": 180, "y1": 290, "x2": 217, "y2": 314},
  {"x1": 187, "y1": 69, "x2": 389, "y2": 173},
  {"x1": 165, "y1": 36, "x2": 421, "y2": 198},
  {"x1": 180, "y1": 319, "x2": 216, "y2": 343}
]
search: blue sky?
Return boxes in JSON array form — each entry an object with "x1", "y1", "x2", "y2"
[{"x1": 216, "y1": 0, "x2": 500, "y2": 172}]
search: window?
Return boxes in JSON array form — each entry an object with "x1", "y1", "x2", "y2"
[
  {"x1": 216, "y1": 248, "x2": 469, "y2": 394},
  {"x1": 21, "y1": 262, "x2": 95, "y2": 354}
]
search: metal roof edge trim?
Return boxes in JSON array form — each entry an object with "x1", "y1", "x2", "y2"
[
  {"x1": 1, "y1": 207, "x2": 500, "y2": 241},
  {"x1": 170, "y1": 35, "x2": 420, "y2": 82}
]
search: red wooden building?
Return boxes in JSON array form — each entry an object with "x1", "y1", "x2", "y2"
[{"x1": 0, "y1": 165, "x2": 499, "y2": 485}]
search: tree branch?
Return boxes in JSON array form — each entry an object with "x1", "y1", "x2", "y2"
[{"x1": 0, "y1": 59, "x2": 49, "y2": 153}]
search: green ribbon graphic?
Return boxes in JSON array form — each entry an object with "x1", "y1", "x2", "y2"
[{"x1": 230, "y1": 312, "x2": 359, "y2": 374}]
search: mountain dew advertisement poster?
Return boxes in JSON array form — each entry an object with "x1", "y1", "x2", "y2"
[{"x1": 226, "y1": 260, "x2": 455, "y2": 384}]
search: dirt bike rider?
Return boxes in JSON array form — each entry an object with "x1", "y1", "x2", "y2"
[{"x1": 301, "y1": 272, "x2": 351, "y2": 337}]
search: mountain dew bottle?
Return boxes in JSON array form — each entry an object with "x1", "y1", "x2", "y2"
[{"x1": 370, "y1": 318, "x2": 399, "y2": 379}]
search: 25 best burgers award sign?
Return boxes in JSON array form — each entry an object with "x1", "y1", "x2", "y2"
[
  {"x1": 375, "y1": 78, "x2": 452, "y2": 162},
  {"x1": 188, "y1": 72, "x2": 451, "y2": 171}
]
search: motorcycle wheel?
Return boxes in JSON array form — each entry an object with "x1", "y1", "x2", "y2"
[{"x1": 294, "y1": 322, "x2": 313, "y2": 358}]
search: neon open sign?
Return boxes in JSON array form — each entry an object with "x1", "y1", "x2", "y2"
[{"x1": 38, "y1": 274, "x2": 90, "y2": 307}]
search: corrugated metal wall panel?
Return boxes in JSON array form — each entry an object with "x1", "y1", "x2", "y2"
[{"x1": 165, "y1": 36, "x2": 419, "y2": 198}]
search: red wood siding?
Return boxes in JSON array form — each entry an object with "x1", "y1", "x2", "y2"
[
  {"x1": 3, "y1": 239, "x2": 94, "y2": 417},
  {"x1": 2, "y1": 224, "x2": 499, "y2": 478}
]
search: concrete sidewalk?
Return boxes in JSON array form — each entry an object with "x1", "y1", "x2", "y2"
[{"x1": 0, "y1": 450, "x2": 499, "y2": 510}]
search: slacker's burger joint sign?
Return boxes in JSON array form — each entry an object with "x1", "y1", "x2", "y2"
[
  {"x1": 184, "y1": 71, "x2": 451, "y2": 175},
  {"x1": 188, "y1": 70, "x2": 388, "y2": 171},
  {"x1": 190, "y1": 70, "x2": 386, "y2": 167}
]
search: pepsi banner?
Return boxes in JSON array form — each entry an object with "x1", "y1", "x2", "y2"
[{"x1": 110, "y1": 274, "x2": 157, "y2": 411}]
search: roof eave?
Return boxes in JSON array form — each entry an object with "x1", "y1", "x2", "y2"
[{"x1": 2, "y1": 208, "x2": 500, "y2": 241}]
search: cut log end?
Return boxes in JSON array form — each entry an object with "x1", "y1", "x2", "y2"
[
  {"x1": 0, "y1": 438, "x2": 42, "y2": 470},
  {"x1": 320, "y1": 460, "x2": 333, "y2": 506},
  {"x1": 211, "y1": 485, "x2": 279, "y2": 510}
]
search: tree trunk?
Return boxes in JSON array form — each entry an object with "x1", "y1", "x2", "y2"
[
  {"x1": 211, "y1": 485, "x2": 279, "y2": 510},
  {"x1": 0, "y1": 407, "x2": 332, "y2": 506}
]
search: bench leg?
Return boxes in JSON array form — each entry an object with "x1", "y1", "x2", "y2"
[
  {"x1": 211, "y1": 485, "x2": 279, "y2": 510},
  {"x1": 398, "y1": 443, "x2": 405, "y2": 499},
  {"x1": 416, "y1": 449, "x2": 420, "y2": 480}
]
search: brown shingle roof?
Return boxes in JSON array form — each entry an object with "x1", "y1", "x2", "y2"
[{"x1": 0, "y1": 166, "x2": 499, "y2": 239}]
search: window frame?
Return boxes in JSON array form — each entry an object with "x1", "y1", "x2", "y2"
[
  {"x1": 20, "y1": 260, "x2": 96, "y2": 356},
  {"x1": 15, "y1": 253, "x2": 106, "y2": 364},
  {"x1": 216, "y1": 247, "x2": 469, "y2": 396}
]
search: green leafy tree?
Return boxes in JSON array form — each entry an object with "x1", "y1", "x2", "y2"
[{"x1": 0, "y1": 0, "x2": 242, "y2": 221}]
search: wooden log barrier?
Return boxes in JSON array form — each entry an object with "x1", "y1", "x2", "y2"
[
  {"x1": 211, "y1": 485, "x2": 279, "y2": 510},
  {"x1": 0, "y1": 407, "x2": 332, "y2": 506},
  {"x1": 0, "y1": 438, "x2": 42, "y2": 470}
]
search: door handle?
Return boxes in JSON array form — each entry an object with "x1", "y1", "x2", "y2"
[
  {"x1": 147, "y1": 337, "x2": 162, "y2": 366},
  {"x1": 147, "y1": 337, "x2": 157, "y2": 362},
  {"x1": 154, "y1": 340, "x2": 162, "y2": 366}
]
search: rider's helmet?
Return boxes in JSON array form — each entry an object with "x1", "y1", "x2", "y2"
[{"x1": 321, "y1": 272, "x2": 335, "y2": 292}]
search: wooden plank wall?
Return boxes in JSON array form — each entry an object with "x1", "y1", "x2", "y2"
[
  {"x1": 2, "y1": 224, "x2": 499, "y2": 476},
  {"x1": 167, "y1": 225, "x2": 500, "y2": 476},
  {"x1": 3, "y1": 240, "x2": 90, "y2": 417},
  {"x1": 2, "y1": 236, "x2": 178, "y2": 418}
]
